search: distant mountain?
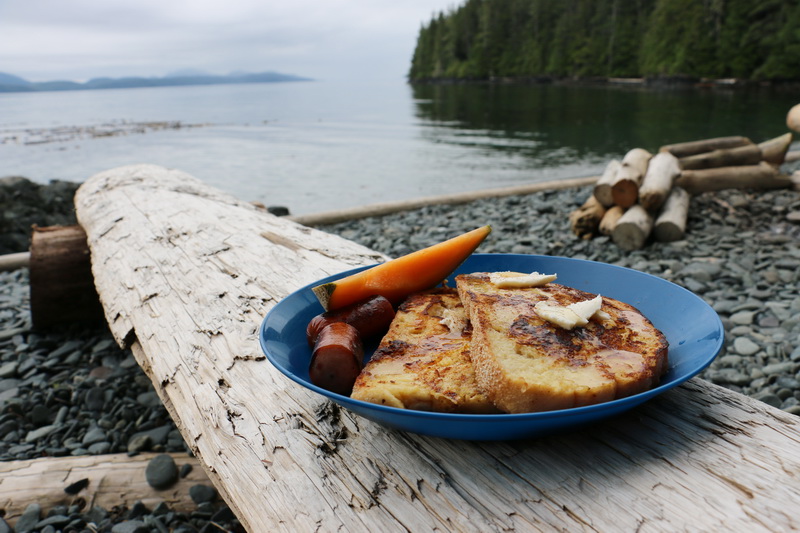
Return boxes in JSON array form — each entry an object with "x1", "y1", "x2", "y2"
[{"x1": 0, "y1": 70, "x2": 312, "y2": 93}]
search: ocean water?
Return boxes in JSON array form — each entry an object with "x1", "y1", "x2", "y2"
[{"x1": 1, "y1": 80, "x2": 796, "y2": 215}]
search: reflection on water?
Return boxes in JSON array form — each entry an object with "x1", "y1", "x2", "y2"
[{"x1": 411, "y1": 82, "x2": 799, "y2": 167}]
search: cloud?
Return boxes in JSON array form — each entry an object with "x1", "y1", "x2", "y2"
[{"x1": 0, "y1": 0, "x2": 456, "y2": 82}]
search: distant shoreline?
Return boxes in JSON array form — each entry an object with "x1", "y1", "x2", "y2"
[
  {"x1": 0, "y1": 71, "x2": 313, "y2": 94},
  {"x1": 407, "y1": 75, "x2": 800, "y2": 92}
]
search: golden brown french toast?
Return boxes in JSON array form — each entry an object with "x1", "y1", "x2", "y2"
[
  {"x1": 455, "y1": 272, "x2": 668, "y2": 413},
  {"x1": 351, "y1": 288, "x2": 498, "y2": 413}
]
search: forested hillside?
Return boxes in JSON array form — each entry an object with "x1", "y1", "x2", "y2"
[{"x1": 408, "y1": 0, "x2": 800, "y2": 82}]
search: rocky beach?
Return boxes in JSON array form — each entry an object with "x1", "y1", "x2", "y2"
[{"x1": 1, "y1": 175, "x2": 799, "y2": 531}]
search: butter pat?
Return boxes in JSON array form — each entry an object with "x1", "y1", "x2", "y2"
[
  {"x1": 490, "y1": 271, "x2": 557, "y2": 288},
  {"x1": 535, "y1": 295, "x2": 604, "y2": 330}
]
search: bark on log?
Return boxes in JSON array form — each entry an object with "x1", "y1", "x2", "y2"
[
  {"x1": 598, "y1": 205, "x2": 625, "y2": 236},
  {"x1": 593, "y1": 159, "x2": 620, "y2": 207},
  {"x1": 659, "y1": 136, "x2": 752, "y2": 158},
  {"x1": 0, "y1": 453, "x2": 208, "y2": 527},
  {"x1": 569, "y1": 195, "x2": 606, "y2": 239},
  {"x1": 675, "y1": 162, "x2": 791, "y2": 194},
  {"x1": 678, "y1": 143, "x2": 762, "y2": 170},
  {"x1": 611, "y1": 204, "x2": 653, "y2": 250},
  {"x1": 611, "y1": 148, "x2": 652, "y2": 208},
  {"x1": 654, "y1": 187, "x2": 691, "y2": 242},
  {"x1": 639, "y1": 152, "x2": 681, "y2": 212},
  {"x1": 758, "y1": 132, "x2": 793, "y2": 165},
  {"x1": 29, "y1": 225, "x2": 105, "y2": 329},
  {"x1": 70, "y1": 164, "x2": 800, "y2": 533}
]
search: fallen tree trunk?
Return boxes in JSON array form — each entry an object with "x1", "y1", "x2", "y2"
[
  {"x1": 611, "y1": 148, "x2": 652, "y2": 208},
  {"x1": 611, "y1": 205, "x2": 653, "y2": 251},
  {"x1": 0, "y1": 453, "x2": 208, "y2": 527},
  {"x1": 675, "y1": 162, "x2": 791, "y2": 194},
  {"x1": 593, "y1": 159, "x2": 620, "y2": 207},
  {"x1": 639, "y1": 152, "x2": 681, "y2": 212},
  {"x1": 569, "y1": 195, "x2": 606, "y2": 239},
  {"x1": 679, "y1": 143, "x2": 762, "y2": 170},
  {"x1": 654, "y1": 187, "x2": 691, "y2": 242},
  {"x1": 758, "y1": 132, "x2": 793, "y2": 165},
  {"x1": 659, "y1": 136, "x2": 752, "y2": 158},
  {"x1": 28, "y1": 225, "x2": 104, "y2": 328}
]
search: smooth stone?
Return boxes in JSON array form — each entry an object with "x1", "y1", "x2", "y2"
[
  {"x1": 729, "y1": 311, "x2": 755, "y2": 326},
  {"x1": 25, "y1": 424, "x2": 58, "y2": 443},
  {"x1": 763, "y1": 362, "x2": 796, "y2": 376},
  {"x1": 753, "y1": 391, "x2": 782, "y2": 408},
  {"x1": 732, "y1": 337, "x2": 760, "y2": 356},
  {"x1": 30, "y1": 404, "x2": 51, "y2": 426},
  {"x1": 14, "y1": 503, "x2": 41, "y2": 533},
  {"x1": 82, "y1": 427, "x2": 107, "y2": 446},
  {"x1": 0, "y1": 516, "x2": 12, "y2": 533},
  {"x1": 0, "y1": 361, "x2": 17, "y2": 378},
  {"x1": 64, "y1": 477, "x2": 90, "y2": 495},
  {"x1": 35, "y1": 515, "x2": 71, "y2": 529},
  {"x1": 145, "y1": 453, "x2": 179, "y2": 490},
  {"x1": 88, "y1": 441, "x2": 112, "y2": 454},
  {"x1": 85, "y1": 386, "x2": 107, "y2": 410},
  {"x1": 189, "y1": 483, "x2": 217, "y2": 504},
  {"x1": 111, "y1": 520, "x2": 149, "y2": 533}
]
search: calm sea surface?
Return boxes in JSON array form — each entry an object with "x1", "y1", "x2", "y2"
[{"x1": 1, "y1": 80, "x2": 797, "y2": 215}]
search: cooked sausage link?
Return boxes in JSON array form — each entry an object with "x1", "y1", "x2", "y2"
[
  {"x1": 309, "y1": 322, "x2": 364, "y2": 395},
  {"x1": 306, "y1": 295, "x2": 395, "y2": 347}
]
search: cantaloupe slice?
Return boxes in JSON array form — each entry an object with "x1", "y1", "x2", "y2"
[{"x1": 312, "y1": 225, "x2": 491, "y2": 311}]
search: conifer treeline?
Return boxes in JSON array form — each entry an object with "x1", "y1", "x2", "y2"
[{"x1": 408, "y1": 0, "x2": 800, "y2": 82}]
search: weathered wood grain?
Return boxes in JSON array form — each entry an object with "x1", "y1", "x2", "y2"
[{"x1": 73, "y1": 164, "x2": 800, "y2": 533}]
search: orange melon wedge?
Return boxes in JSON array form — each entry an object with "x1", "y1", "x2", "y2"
[{"x1": 312, "y1": 225, "x2": 491, "y2": 311}]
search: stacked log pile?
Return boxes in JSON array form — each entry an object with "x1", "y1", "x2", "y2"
[{"x1": 570, "y1": 133, "x2": 797, "y2": 250}]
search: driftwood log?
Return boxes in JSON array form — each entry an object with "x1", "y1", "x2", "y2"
[
  {"x1": 653, "y1": 186, "x2": 691, "y2": 242},
  {"x1": 678, "y1": 143, "x2": 763, "y2": 170},
  {"x1": 593, "y1": 159, "x2": 620, "y2": 207},
  {"x1": 611, "y1": 204, "x2": 653, "y2": 251},
  {"x1": 675, "y1": 161, "x2": 791, "y2": 194},
  {"x1": 598, "y1": 205, "x2": 625, "y2": 236},
  {"x1": 68, "y1": 164, "x2": 800, "y2": 532},
  {"x1": 568, "y1": 195, "x2": 606, "y2": 239},
  {"x1": 659, "y1": 135, "x2": 752, "y2": 158},
  {"x1": 638, "y1": 152, "x2": 681, "y2": 212},
  {"x1": 29, "y1": 225, "x2": 104, "y2": 328},
  {"x1": 611, "y1": 148, "x2": 652, "y2": 208},
  {"x1": 758, "y1": 132, "x2": 793, "y2": 165},
  {"x1": 0, "y1": 453, "x2": 208, "y2": 525}
]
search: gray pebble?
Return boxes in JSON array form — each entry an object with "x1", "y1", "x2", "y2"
[
  {"x1": 14, "y1": 503, "x2": 41, "y2": 533},
  {"x1": 189, "y1": 483, "x2": 217, "y2": 504},
  {"x1": 732, "y1": 337, "x2": 760, "y2": 356},
  {"x1": 145, "y1": 453, "x2": 179, "y2": 490},
  {"x1": 111, "y1": 520, "x2": 149, "y2": 533}
]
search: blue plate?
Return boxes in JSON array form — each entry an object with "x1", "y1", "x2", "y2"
[{"x1": 259, "y1": 254, "x2": 724, "y2": 440}]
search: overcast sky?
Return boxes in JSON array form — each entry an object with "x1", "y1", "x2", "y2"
[{"x1": 0, "y1": 0, "x2": 458, "y2": 83}]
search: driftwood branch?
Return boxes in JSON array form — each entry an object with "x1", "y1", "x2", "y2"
[
  {"x1": 611, "y1": 148, "x2": 652, "y2": 208},
  {"x1": 569, "y1": 195, "x2": 606, "y2": 239},
  {"x1": 675, "y1": 161, "x2": 791, "y2": 194},
  {"x1": 654, "y1": 186, "x2": 691, "y2": 242},
  {"x1": 639, "y1": 152, "x2": 681, "y2": 212},
  {"x1": 611, "y1": 204, "x2": 653, "y2": 250},
  {"x1": 659, "y1": 135, "x2": 752, "y2": 158},
  {"x1": 758, "y1": 132, "x2": 793, "y2": 165},
  {"x1": 70, "y1": 164, "x2": 800, "y2": 532},
  {"x1": 0, "y1": 453, "x2": 208, "y2": 526},
  {"x1": 593, "y1": 159, "x2": 620, "y2": 207},
  {"x1": 678, "y1": 143, "x2": 762, "y2": 170}
]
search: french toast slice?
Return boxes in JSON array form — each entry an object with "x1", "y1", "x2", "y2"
[
  {"x1": 351, "y1": 287, "x2": 497, "y2": 413},
  {"x1": 455, "y1": 272, "x2": 668, "y2": 413}
]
